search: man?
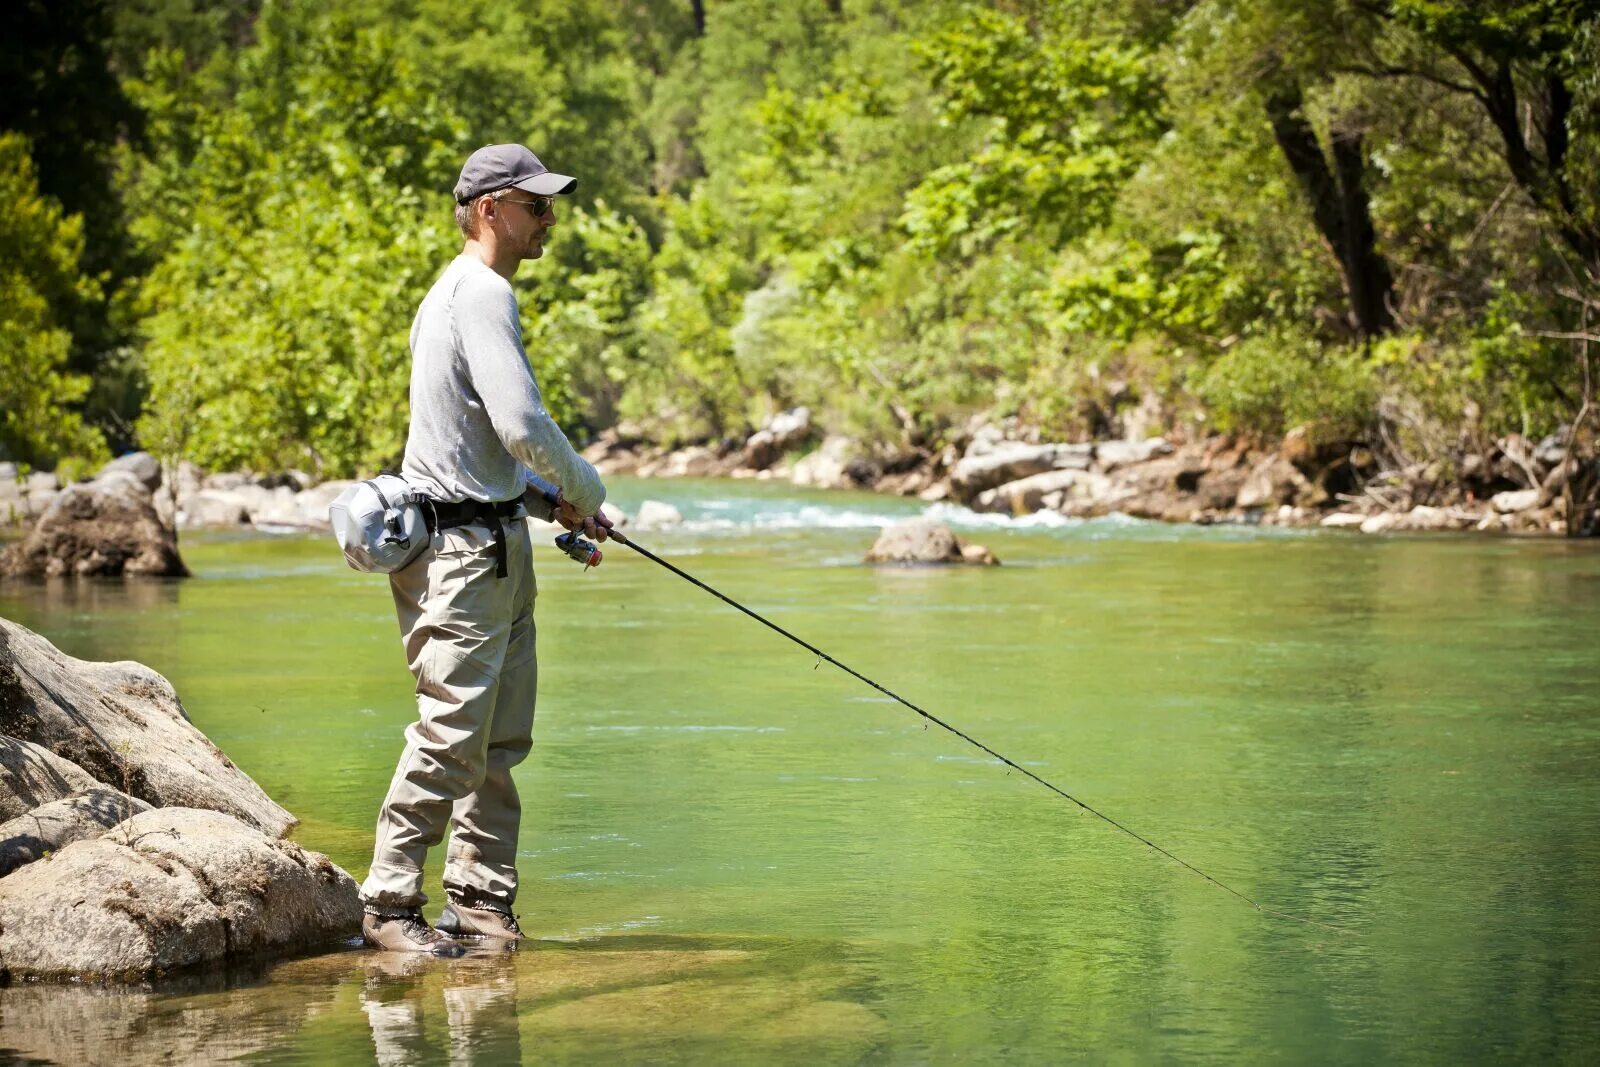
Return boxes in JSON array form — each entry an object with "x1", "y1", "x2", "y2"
[{"x1": 360, "y1": 143, "x2": 613, "y2": 955}]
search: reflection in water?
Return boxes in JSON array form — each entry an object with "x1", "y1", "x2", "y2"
[
  {"x1": 0, "y1": 935, "x2": 887, "y2": 1066},
  {"x1": 357, "y1": 945, "x2": 522, "y2": 1067}
]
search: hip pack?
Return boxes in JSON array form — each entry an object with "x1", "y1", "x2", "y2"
[{"x1": 328, "y1": 475, "x2": 429, "y2": 573}]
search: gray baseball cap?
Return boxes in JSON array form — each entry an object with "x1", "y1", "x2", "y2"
[{"x1": 453, "y1": 144, "x2": 576, "y2": 204}]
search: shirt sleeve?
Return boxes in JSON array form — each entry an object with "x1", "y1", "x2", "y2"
[
  {"x1": 520, "y1": 467, "x2": 560, "y2": 521},
  {"x1": 451, "y1": 271, "x2": 607, "y2": 515}
]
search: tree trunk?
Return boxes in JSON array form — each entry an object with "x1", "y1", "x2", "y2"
[{"x1": 1264, "y1": 83, "x2": 1396, "y2": 338}]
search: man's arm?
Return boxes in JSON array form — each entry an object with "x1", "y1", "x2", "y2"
[
  {"x1": 521, "y1": 468, "x2": 560, "y2": 521},
  {"x1": 453, "y1": 274, "x2": 607, "y2": 514}
]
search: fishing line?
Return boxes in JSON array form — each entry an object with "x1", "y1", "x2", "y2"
[{"x1": 569, "y1": 518, "x2": 1341, "y2": 932}]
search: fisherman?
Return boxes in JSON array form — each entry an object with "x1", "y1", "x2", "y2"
[{"x1": 359, "y1": 143, "x2": 612, "y2": 954}]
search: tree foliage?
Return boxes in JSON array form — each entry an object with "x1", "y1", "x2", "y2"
[{"x1": 2, "y1": 0, "x2": 1596, "y2": 483}]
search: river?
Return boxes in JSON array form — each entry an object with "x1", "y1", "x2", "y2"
[{"x1": 1, "y1": 476, "x2": 1597, "y2": 1064}]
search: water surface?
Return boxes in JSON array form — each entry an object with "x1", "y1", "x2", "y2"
[{"x1": 1, "y1": 477, "x2": 1597, "y2": 1063}]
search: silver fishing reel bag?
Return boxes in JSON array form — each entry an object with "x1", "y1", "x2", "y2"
[{"x1": 328, "y1": 475, "x2": 429, "y2": 573}]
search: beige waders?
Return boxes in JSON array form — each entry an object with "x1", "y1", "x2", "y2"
[{"x1": 359, "y1": 513, "x2": 537, "y2": 914}]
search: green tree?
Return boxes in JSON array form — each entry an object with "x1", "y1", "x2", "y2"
[{"x1": 0, "y1": 134, "x2": 110, "y2": 469}]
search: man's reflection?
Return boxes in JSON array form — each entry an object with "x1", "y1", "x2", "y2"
[{"x1": 359, "y1": 944, "x2": 522, "y2": 1066}]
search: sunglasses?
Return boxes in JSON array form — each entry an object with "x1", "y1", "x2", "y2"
[{"x1": 494, "y1": 192, "x2": 553, "y2": 218}]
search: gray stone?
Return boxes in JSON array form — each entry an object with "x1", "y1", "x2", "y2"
[
  {"x1": 0, "y1": 735, "x2": 101, "y2": 822},
  {"x1": 741, "y1": 407, "x2": 814, "y2": 469},
  {"x1": 24, "y1": 471, "x2": 58, "y2": 494},
  {"x1": 974, "y1": 469, "x2": 1107, "y2": 514},
  {"x1": 600, "y1": 503, "x2": 630, "y2": 529},
  {"x1": 179, "y1": 489, "x2": 251, "y2": 528},
  {"x1": 235, "y1": 483, "x2": 304, "y2": 528},
  {"x1": 0, "y1": 785, "x2": 151, "y2": 876},
  {"x1": 790, "y1": 435, "x2": 857, "y2": 490},
  {"x1": 1491, "y1": 488, "x2": 1539, "y2": 513},
  {"x1": 0, "y1": 617, "x2": 295, "y2": 836},
  {"x1": 294, "y1": 480, "x2": 358, "y2": 530},
  {"x1": 635, "y1": 500, "x2": 683, "y2": 529},
  {"x1": 1092, "y1": 437, "x2": 1172, "y2": 472},
  {"x1": 1535, "y1": 426, "x2": 1570, "y2": 469},
  {"x1": 0, "y1": 476, "x2": 187, "y2": 578},
  {"x1": 202, "y1": 471, "x2": 251, "y2": 492},
  {"x1": 660, "y1": 446, "x2": 725, "y2": 478},
  {"x1": 1236, "y1": 454, "x2": 1312, "y2": 510},
  {"x1": 950, "y1": 444, "x2": 1093, "y2": 502},
  {"x1": 864, "y1": 518, "x2": 998, "y2": 566},
  {"x1": 0, "y1": 807, "x2": 360, "y2": 981},
  {"x1": 1320, "y1": 512, "x2": 1368, "y2": 529},
  {"x1": 97, "y1": 452, "x2": 163, "y2": 492}
]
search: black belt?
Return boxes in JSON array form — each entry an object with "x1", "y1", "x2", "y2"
[{"x1": 424, "y1": 497, "x2": 523, "y2": 578}]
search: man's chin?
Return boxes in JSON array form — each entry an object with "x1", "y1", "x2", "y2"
[{"x1": 526, "y1": 240, "x2": 545, "y2": 260}]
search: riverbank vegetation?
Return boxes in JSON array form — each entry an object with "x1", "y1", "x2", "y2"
[{"x1": 3, "y1": 0, "x2": 1597, "y2": 529}]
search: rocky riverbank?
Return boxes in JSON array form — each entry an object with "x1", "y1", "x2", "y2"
[
  {"x1": 0, "y1": 616, "x2": 359, "y2": 981},
  {"x1": 582, "y1": 408, "x2": 1597, "y2": 537},
  {"x1": 3, "y1": 409, "x2": 1591, "y2": 549}
]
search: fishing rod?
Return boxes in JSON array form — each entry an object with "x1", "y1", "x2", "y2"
[{"x1": 548, "y1": 509, "x2": 1338, "y2": 932}]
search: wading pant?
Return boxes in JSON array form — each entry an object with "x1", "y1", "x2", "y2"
[{"x1": 359, "y1": 517, "x2": 537, "y2": 914}]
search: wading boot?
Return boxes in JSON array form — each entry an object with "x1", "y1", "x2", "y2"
[
  {"x1": 362, "y1": 910, "x2": 466, "y2": 957},
  {"x1": 436, "y1": 900, "x2": 524, "y2": 942}
]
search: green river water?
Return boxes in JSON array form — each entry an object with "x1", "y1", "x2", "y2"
[{"x1": 1, "y1": 476, "x2": 1597, "y2": 1064}]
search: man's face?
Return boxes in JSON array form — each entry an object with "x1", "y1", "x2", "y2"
[{"x1": 493, "y1": 191, "x2": 555, "y2": 260}]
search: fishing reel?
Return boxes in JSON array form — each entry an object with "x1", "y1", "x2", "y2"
[{"x1": 554, "y1": 530, "x2": 602, "y2": 569}]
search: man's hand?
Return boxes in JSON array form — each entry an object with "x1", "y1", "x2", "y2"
[{"x1": 554, "y1": 491, "x2": 613, "y2": 543}]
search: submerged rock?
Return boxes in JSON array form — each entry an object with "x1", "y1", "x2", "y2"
[
  {"x1": 0, "y1": 617, "x2": 296, "y2": 836},
  {"x1": 864, "y1": 519, "x2": 999, "y2": 566},
  {"x1": 0, "y1": 807, "x2": 359, "y2": 982},
  {"x1": 0, "y1": 472, "x2": 186, "y2": 578}
]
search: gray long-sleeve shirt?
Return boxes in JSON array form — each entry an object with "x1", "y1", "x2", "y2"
[{"x1": 401, "y1": 254, "x2": 606, "y2": 518}]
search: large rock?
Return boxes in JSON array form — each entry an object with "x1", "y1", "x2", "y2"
[
  {"x1": 293, "y1": 479, "x2": 359, "y2": 530},
  {"x1": 0, "y1": 735, "x2": 101, "y2": 821},
  {"x1": 0, "y1": 617, "x2": 295, "y2": 836},
  {"x1": 741, "y1": 407, "x2": 814, "y2": 469},
  {"x1": 974, "y1": 469, "x2": 1106, "y2": 514},
  {"x1": 1091, "y1": 437, "x2": 1173, "y2": 472},
  {"x1": 789, "y1": 435, "x2": 858, "y2": 490},
  {"x1": 864, "y1": 518, "x2": 999, "y2": 566},
  {"x1": 0, "y1": 807, "x2": 360, "y2": 981},
  {"x1": 1236, "y1": 454, "x2": 1313, "y2": 510},
  {"x1": 97, "y1": 452, "x2": 163, "y2": 492},
  {"x1": 950, "y1": 443, "x2": 1093, "y2": 502},
  {"x1": 0, "y1": 475, "x2": 187, "y2": 577},
  {"x1": 0, "y1": 785, "x2": 151, "y2": 876},
  {"x1": 1491, "y1": 488, "x2": 1539, "y2": 513},
  {"x1": 179, "y1": 488, "x2": 251, "y2": 528}
]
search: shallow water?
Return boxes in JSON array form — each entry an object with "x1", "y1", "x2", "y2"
[{"x1": 1, "y1": 477, "x2": 1597, "y2": 1063}]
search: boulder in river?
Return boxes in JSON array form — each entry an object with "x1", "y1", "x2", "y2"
[
  {"x1": 864, "y1": 518, "x2": 999, "y2": 566},
  {"x1": 0, "y1": 807, "x2": 360, "y2": 982},
  {"x1": 0, "y1": 472, "x2": 187, "y2": 578},
  {"x1": 0, "y1": 617, "x2": 296, "y2": 836}
]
